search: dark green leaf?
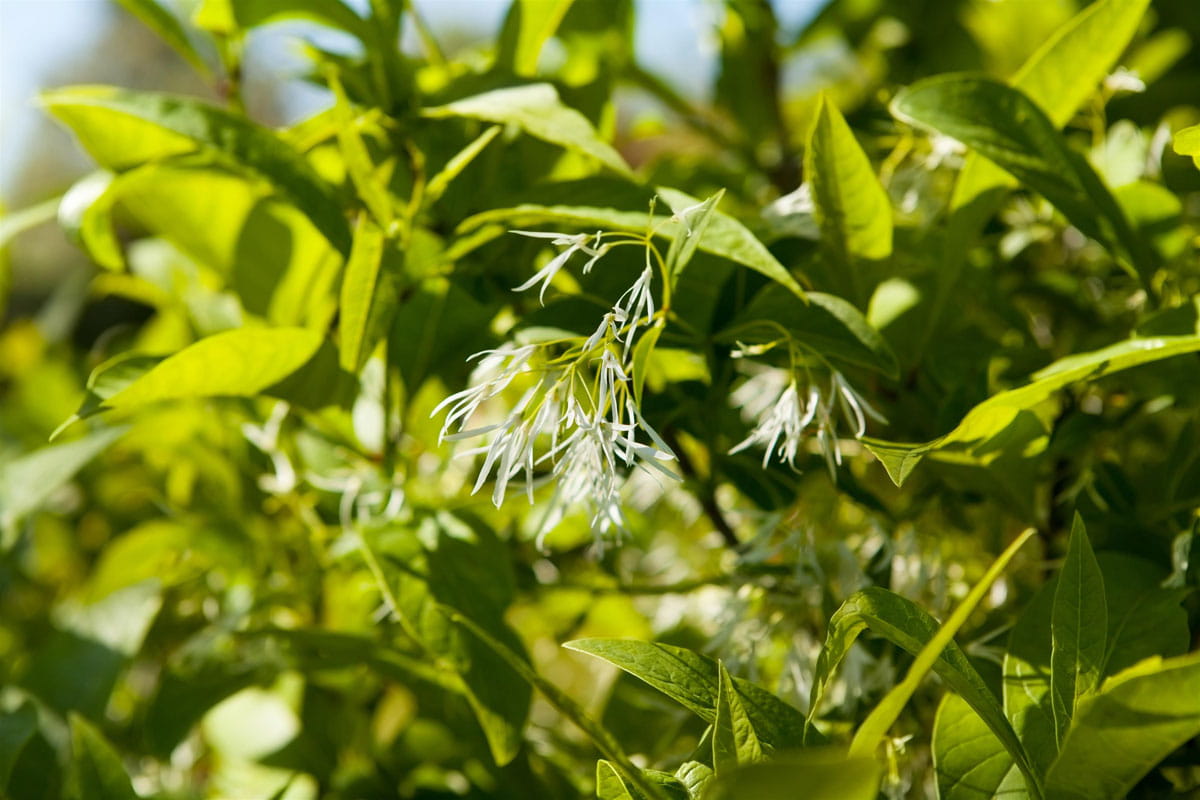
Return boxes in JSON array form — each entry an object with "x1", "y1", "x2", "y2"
[
  {"x1": 724, "y1": 286, "x2": 898, "y2": 377},
  {"x1": 66, "y1": 715, "x2": 136, "y2": 800},
  {"x1": 565, "y1": 639, "x2": 808, "y2": 748},
  {"x1": 891, "y1": 75, "x2": 1157, "y2": 292},
  {"x1": 865, "y1": 333, "x2": 1200, "y2": 485}
]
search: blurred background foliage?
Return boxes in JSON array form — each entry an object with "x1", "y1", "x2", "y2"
[{"x1": 1, "y1": 0, "x2": 1199, "y2": 798}]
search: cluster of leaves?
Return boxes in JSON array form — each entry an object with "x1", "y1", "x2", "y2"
[{"x1": 1, "y1": 0, "x2": 1200, "y2": 798}]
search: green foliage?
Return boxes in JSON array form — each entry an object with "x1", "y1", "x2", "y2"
[{"x1": 2, "y1": 0, "x2": 1199, "y2": 797}]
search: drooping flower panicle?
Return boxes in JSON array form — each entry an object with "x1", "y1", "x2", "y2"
[
  {"x1": 433, "y1": 224, "x2": 675, "y2": 546},
  {"x1": 728, "y1": 364, "x2": 883, "y2": 477}
]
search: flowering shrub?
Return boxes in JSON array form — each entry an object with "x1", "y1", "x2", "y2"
[{"x1": 1, "y1": 0, "x2": 1200, "y2": 798}]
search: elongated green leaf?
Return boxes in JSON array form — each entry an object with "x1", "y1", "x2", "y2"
[
  {"x1": 41, "y1": 86, "x2": 350, "y2": 253},
  {"x1": 329, "y1": 73, "x2": 394, "y2": 227},
  {"x1": 1016, "y1": 0, "x2": 1151, "y2": 124},
  {"x1": 66, "y1": 715, "x2": 137, "y2": 800},
  {"x1": 361, "y1": 519, "x2": 531, "y2": 767},
  {"x1": 462, "y1": 197, "x2": 807, "y2": 299},
  {"x1": 424, "y1": 125, "x2": 502, "y2": 206},
  {"x1": 497, "y1": 0, "x2": 575, "y2": 76},
  {"x1": 724, "y1": 286, "x2": 897, "y2": 377},
  {"x1": 338, "y1": 216, "x2": 390, "y2": 371},
  {"x1": 1050, "y1": 515, "x2": 1106, "y2": 746},
  {"x1": 565, "y1": 639, "x2": 810, "y2": 747},
  {"x1": 1003, "y1": 553, "x2": 1189, "y2": 778},
  {"x1": 662, "y1": 189, "x2": 722, "y2": 281},
  {"x1": 1045, "y1": 651, "x2": 1200, "y2": 800},
  {"x1": 65, "y1": 329, "x2": 324, "y2": 425},
  {"x1": 192, "y1": 0, "x2": 366, "y2": 37},
  {"x1": 704, "y1": 750, "x2": 882, "y2": 800},
  {"x1": 809, "y1": 586, "x2": 1039, "y2": 795},
  {"x1": 865, "y1": 332, "x2": 1200, "y2": 485},
  {"x1": 849, "y1": 530, "x2": 1037, "y2": 769},
  {"x1": 423, "y1": 84, "x2": 632, "y2": 177},
  {"x1": 0, "y1": 703, "x2": 38, "y2": 790},
  {"x1": 805, "y1": 93, "x2": 892, "y2": 306},
  {"x1": 892, "y1": 76, "x2": 1157, "y2": 292},
  {"x1": 919, "y1": 0, "x2": 1150, "y2": 358},
  {"x1": 0, "y1": 427, "x2": 127, "y2": 545},
  {"x1": 116, "y1": 0, "x2": 210, "y2": 76},
  {"x1": 713, "y1": 662, "x2": 764, "y2": 775},
  {"x1": 631, "y1": 323, "x2": 662, "y2": 408},
  {"x1": 1174, "y1": 124, "x2": 1200, "y2": 169}
]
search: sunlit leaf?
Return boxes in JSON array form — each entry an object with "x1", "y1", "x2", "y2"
[
  {"x1": 424, "y1": 84, "x2": 633, "y2": 177},
  {"x1": 41, "y1": 86, "x2": 351, "y2": 253},
  {"x1": 805, "y1": 93, "x2": 892, "y2": 307},
  {"x1": 1049, "y1": 515, "x2": 1106, "y2": 746},
  {"x1": 865, "y1": 333, "x2": 1200, "y2": 485},
  {"x1": 1045, "y1": 651, "x2": 1200, "y2": 800}
]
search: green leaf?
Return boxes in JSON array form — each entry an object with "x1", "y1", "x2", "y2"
[
  {"x1": 0, "y1": 703, "x2": 38, "y2": 791},
  {"x1": 40, "y1": 86, "x2": 350, "y2": 254},
  {"x1": 338, "y1": 216, "x2": 391, "y2": 372},
  {"x1": 595, "y1": 761, "x2": 688, "y2": 800},
  {"x1": 388, "y1": 277, "x2": 497, "y2": 393},
  {"x1": 329, "y1": 72, "x2": 395, "y2": 227},
  {"x1": 662, "y1": 189, "x2": 723, "y2": 281},
  {"x1": 713, "y1": 662, "x2": 764, "y2": 775},
  {"x1": 1173, "y1": 124, "x2": 1200, "y2": 169},
  {"x1": 1050, "y1": 515, "x2": 1106, "y2": 746},
  {"x1": 704, "y1": 749, "x2": 882, "y2": 800},
  {"x1": 361, "y1": 518, "x2": 531, "y2": 766},
  {"x1": 864, "y1": 333, "x2": 1200, "y2": 485},
  {"x1": 424, "y1": 125, "x2": 502, "y2": 206},
  {"x1": 891, "y1": 75, "x2": 1157, "y2": 292},
  {"x1": 115, "y1": 0, "x2": 210, "y2": 76},
  {"x1": 423, "y1": 84, "x2": 632, "y2": 178},
  {"x1": 932, "y1": 694, "x2": 1028, "y2": 800},
  {"x1": 1011, "y1": 0, "x2": 1151, "y2": 126},
  {"x1": 564, "y1": 639, "x2": 809, "y2": 748},
  {"x1": 461, "y1": 195, "x2": 807, "y2": 299},
  {"x1": 805, "y1": 93, "x2": 892, "y2": 306},
  {"x1": 0, "y1": 427, "x2": 127, "y2": 546},
  {"x1": 1044, "y1": 651, "x2": 1200, "y2": 800},
  {"x1": 66, "y1": 715, "x2": 136, "y2": 800},
  {"x1": 918, "y1": 0, "x2": 1150, "y2": 358},
  {"x1": 191, "y1": 0, "x2": 366, "y2": 38},
  {"x1": 724, "y1": 286, "x2": 898, "y2": 377},
  {"x1": 597, "y1": 760, "x2": 637, "y2": 800},
  {"x1": 497, "y1": 0, "x2": 576, "y2": 77},
  {"x1": 809, "y1": 586, "x2": 1039, "y2": 796},
  {"x1": 630, "y1": 323, "x2": 662, "y2": 408},
  {"x1": 58, "y1": 172, "x2": 124, "y2": 271},
  {"x1": 849, "y1": 530, "x2": 1037, "y2": 768},
  {"x1": 62, "y1": 328, "x2": 325, "y2": 429}
]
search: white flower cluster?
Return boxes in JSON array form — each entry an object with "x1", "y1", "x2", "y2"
[
  {"x1": 434, "y1": 228, "x2": 677, "y2": 546},
  {"x1": 728, "y1": 365, "x2": 883, "y2": 476}
]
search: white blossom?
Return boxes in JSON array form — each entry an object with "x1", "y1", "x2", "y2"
[
  {"x1": 728, "y1": 366, "x2": 883, "y2": 476},
  {"x1": 612, "y1": 266, "x2": 656, "y2": 353},
  {"x1": 510, "y1": 230, "x2": 608, "y2": 302}
]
